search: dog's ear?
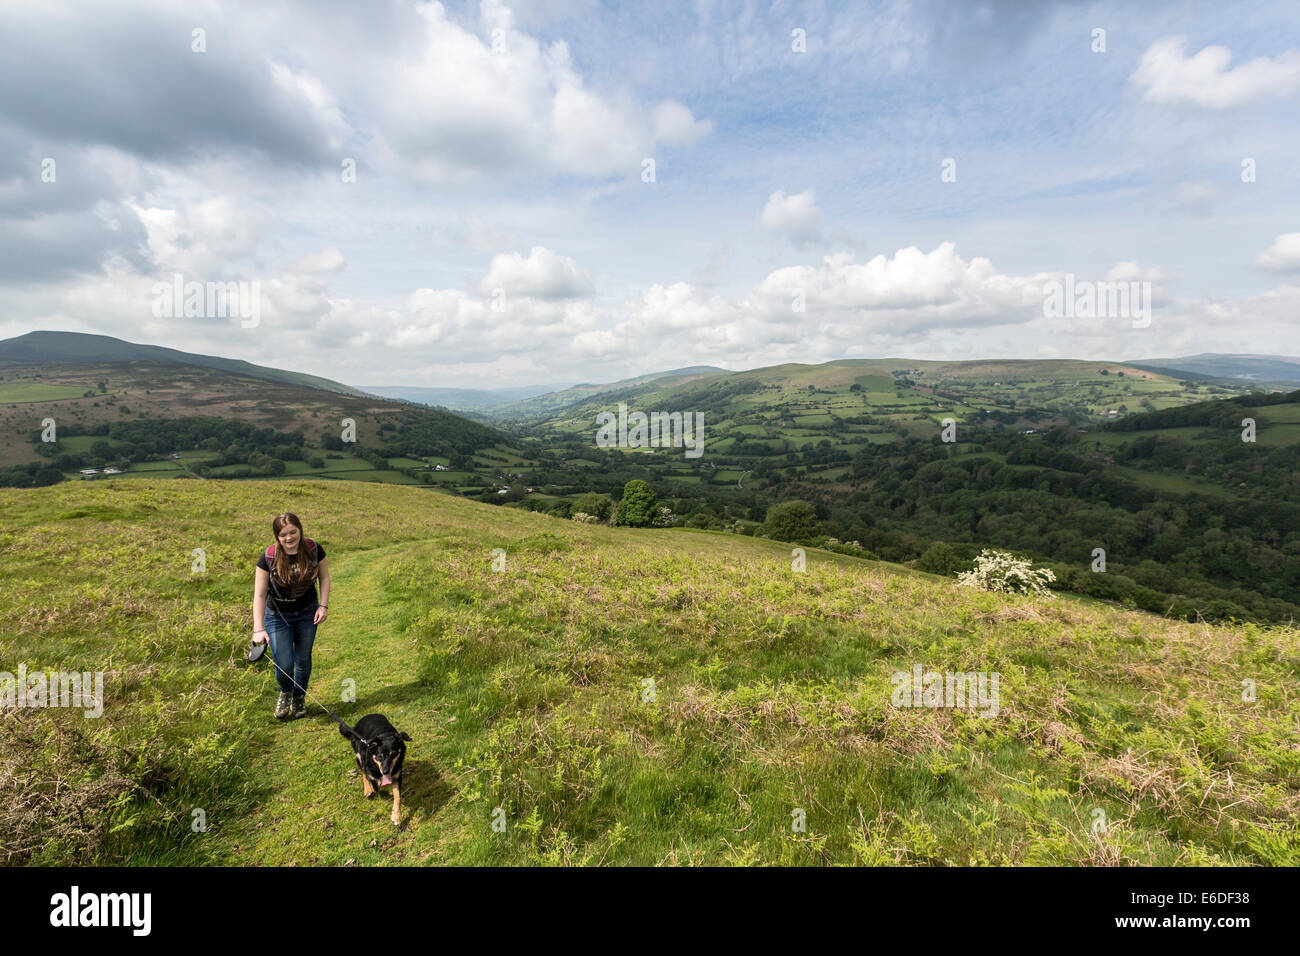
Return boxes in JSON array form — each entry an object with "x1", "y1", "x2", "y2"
[{"x1": 399, "y1": 732, "x2": 412, "y2": 742}]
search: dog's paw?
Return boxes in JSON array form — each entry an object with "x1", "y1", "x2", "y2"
[{"x1": 390, "y1": 814, "x2": 401, "y2": 827}]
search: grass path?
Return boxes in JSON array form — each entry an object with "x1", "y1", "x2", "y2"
[{"x1": 206, "y1": 541, "x2": 454, "y2": 865}]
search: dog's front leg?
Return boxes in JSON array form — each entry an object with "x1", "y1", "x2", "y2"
[
  {"x1": 362, "y1": 773, "x2": 375, "y2": 798},
  {"x1": 390, "y1": 781, "x2": 402, "y2": 826}
]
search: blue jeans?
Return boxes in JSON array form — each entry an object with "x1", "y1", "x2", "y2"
[{"x1": 264, "y1": 600, "x2": 318, "y2": 696}]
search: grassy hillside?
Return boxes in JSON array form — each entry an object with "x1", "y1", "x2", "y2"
[
  {"x1": 0, "y1": 359, "x2": 505, "y2": 468},
  {"x1": 0, "y1": 359, "x2": 546, "y2": 504},
  {"x1": 2, "y1": 479, "x2": 1296, "y2": 866},
  {"x1": 509, "y1": 358, "x2": 1250, "y2": 494},
  {"x1": 0, "y1": 330, "x2": 374, "y2": 397}
]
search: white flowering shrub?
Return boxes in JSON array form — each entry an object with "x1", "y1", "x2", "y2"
[
  {"x1": 957, "y1": 548, "x2": 1056, "y2": 596},
  {"x1": 650, "y1": 506, "x2": 675, "y2": 528},
  {"x1": 571, "y1": 512, "x2": 600, "y2": 524}
]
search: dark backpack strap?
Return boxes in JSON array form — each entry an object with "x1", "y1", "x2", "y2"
[{"x1": 265, "y1": 540, "x2": 317, "y2": 586}]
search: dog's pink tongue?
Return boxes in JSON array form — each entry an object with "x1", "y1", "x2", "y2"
[{"x1": 380, "y1": 774, "x2": 393, "y2": 787}]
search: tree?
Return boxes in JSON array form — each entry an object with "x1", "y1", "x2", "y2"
[
  {"x1": 573, "y1": 491, "x2": 614, "y2": 522},
  {"x1": 761, "y1": 500, "x2": 821, "y2": 542},
  {"x1": 916, "y1": 541, "x2": 963, "y2": 575},
  {"x1": 615, "y1": 480, "x2": 658, "y2": 527}
]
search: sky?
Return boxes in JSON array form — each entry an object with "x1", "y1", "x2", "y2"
[{"x1": 2, "y1": 0, "x2": 1299, "y2": 389}]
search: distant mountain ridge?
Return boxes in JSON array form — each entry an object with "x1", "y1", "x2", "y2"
[
  {"x1": 1129, "y1": 353, "x2": 1300, "y2": 388},
  {"x1": 0, "y1": 330, "x2": 374, "y2": 398},
  {"x1": 481, "y1": 366, "x2": 729, "y2": 419},
  {"x1": 359, "y1": 383, "x2": 575, "y2": 410}
]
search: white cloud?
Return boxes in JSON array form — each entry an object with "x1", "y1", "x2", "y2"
[
  {"x1": 1132, "y1": 35, "x2": 1300, "y2": 109},
  {"x1": 128, "y1": 197, "x2": 264, "y2": 275},
  {"x1": 745, "y1": 243, "x2": 1043, "y2": 331},
  {"x1": 761, "y1": 189, "x2": 823, "y2": 248},
  {"x1": 651, "y1": 101, "x2": 714, "y2": 147},
  {"x1": 478, "y1": 246, "x2": 593, "y2": 299},
  {"x1": 1106, "y1": 261, "x2": 1169, "y2": 302},
  {"x1": 1255, "y1": 232, "x2": 1300, "y2": 272},
  {"x1": 264, "y1": 252, "x2": 348, "y2": 329},
  {"x1": 288, "y1": 246, "x2": 346, "y2": 275},
  {"x1": 374, "y1": 1, "x2": 711, "y2": 183}
]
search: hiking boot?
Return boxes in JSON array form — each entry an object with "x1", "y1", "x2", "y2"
[
  {"x1": 274, "y1": 692, "x2": 292, "y2": 719},
  {"x1": 291, "y1": 694, "x2": 307, "y2": 719}
]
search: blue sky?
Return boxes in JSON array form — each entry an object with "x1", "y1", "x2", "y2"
[{"x1": 2, "y1": 0, "x2": 1298, "y2": 387}]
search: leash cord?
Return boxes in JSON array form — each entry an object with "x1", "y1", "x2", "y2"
[{"x1": 260, "y1": 573, "x2": 364, "y2": 741}]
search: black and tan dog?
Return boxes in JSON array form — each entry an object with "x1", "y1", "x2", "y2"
[{"x1": 339, "y1": 715, "x2": 411, "y2": 826}]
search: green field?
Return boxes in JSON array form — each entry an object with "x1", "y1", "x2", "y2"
[
  {"x1": 0, "y1": 383, "x2": 91, "y2": 403},
  {"x1": 510, "y1": 358, "x2": 1258, "y2": 488},
  {"x1": 3, "y1": 478, "x2": 1296, "y2": 866}
]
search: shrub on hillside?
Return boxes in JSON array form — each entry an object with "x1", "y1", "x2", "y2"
[
  {"x1": 684, "y1": 512, "x2": 725, "y2": 530},
  {"x1": 824, "y1": 540, "x2": 877, "y2": 559},
  {"x1": 957, "y1": 549, "x2": 1056, "y2": 596}
]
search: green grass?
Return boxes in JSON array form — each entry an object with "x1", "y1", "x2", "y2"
[
  {"x1": 1112, "y1": 466, "x2": 1243, "y2": 499},
  {"x1": 0, "y1": 383, "x2": 92, "y2": 403},
  {"x1": 2, "y1": 478, "x2": 1296, "y2": 866}
]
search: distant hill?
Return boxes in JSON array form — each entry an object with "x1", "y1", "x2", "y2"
[
  {"x1": 517, "y1": 356, "x2": 1213, "y2": 439},
  {"x1": 359, "y1": 383, "x2": 574, "y2": 411},
  {"x1": 1130, "y1": 354, "x2": 1300, "y2": 388},
  {"x1": 0, "y1": 331, "x2": 513, "y2": 476},
  {"x1": 482, "y1": 366, "x2": 729, "y2": 420},
  {"x1": 0, "y1": 330, "x2": 374, "y2": 398}
]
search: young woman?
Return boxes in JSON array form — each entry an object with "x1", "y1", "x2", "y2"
[{"x1": 252, "y1": 513, "x2": 330, "y2": 719}]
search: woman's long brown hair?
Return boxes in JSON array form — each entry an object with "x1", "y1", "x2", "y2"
[{"x1": 270, "y1": 513, "x2": 319, "y2": 585}]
